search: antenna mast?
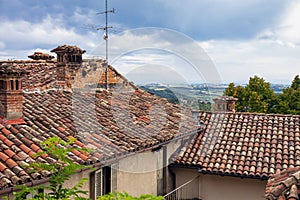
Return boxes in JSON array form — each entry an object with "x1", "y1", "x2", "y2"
[{"x1": 97, "y1": 0, "x2": 114, "y2": 89}]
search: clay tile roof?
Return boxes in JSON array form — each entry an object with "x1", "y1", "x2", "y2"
[
  {"x1": 50, "y1": 44, "x2": 86, "y2": 54},
  {"x1": 0, "y1": 60, "x2": 58, "y2": 90},
  {"x1": 0, "y1": 64, "x2": 29, "y2": 76},
  {"x1": 266, "y1": 167, "x2": 300, "y2": 200},
  {"x1": 171, "y1": 111, "x2": 300, "y2": 180},
  {"x1": 0, "y1": 60, "x2": 198, "y2": 191}
]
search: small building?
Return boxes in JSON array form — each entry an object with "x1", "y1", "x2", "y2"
[
  {"x1": 168, "y1": 111, "x2": 300, "y2": 200},
  {"x1": 0, "y1": 46, "x2": 199, "y2": 199}
]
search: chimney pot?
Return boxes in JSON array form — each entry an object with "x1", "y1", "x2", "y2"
[
  {"x1": 0, "y1": 64, "x2": 28, "y2": 124},
  {"x1": 213, "y1": 96, "x2": 238, "y2": 112},
  {"x1": 51, "y1": 44, "x2": 86, "y2": 88}
]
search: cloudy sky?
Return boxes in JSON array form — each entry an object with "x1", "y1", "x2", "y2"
[{"x1": 0, "y1": 0, "x2": 299, "y2": 84}]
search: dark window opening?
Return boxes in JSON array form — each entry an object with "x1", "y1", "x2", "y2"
[
  {"x1": 0, "y1": 80, "x2": 4, "y2": 89},
  {"x1": 10, "y1": 80, "x2": 14, "y2": 90},
  {"x1": 16, "y1": 80, "x2": 19, "y2": 90},
  {"x1": 102, "y1": 166, "x2": 111, "y2": 195},
  {"x1": 91, "y1": 166, "x2": 111, "y2": 200}
]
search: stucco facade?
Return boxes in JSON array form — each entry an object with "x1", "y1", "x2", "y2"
[
  {"x1": 117, "y1": 151, "x2": 160, "y2": 196},
  {"x1": 116, "y1": 138, "x2": 184, "y2": 197},
  {"x1": 172, "y1": 168, "x2": 267, "y2": 200}
]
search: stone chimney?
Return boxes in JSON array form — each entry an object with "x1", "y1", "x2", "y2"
[
  {"x1": 0, "y1": 64, "x2": 29, "y2": 124},
  {"x1": 213, "y1": 96, "x2": 238, "y2": 112},
  {"x1": 51, "y1": 45, "x2": 86, "y2": 88}
]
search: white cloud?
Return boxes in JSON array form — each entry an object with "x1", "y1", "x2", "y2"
[
  {"x1": 276, "y1": 1, "x2": 300, "y2": 45},
  {"x1": 91, "y1": 28, "x2": 221, "y2": 84},
  {"x1": 88, "y1": 27, "x2": 300, "y2": 84},
  {"x1": 0, "y1": 14, "x2": 101, "y2": 59},
  {"x1": 256, "y1": 1, "x2": 300, "y2": 48},
  {"x1": 201, "y1": 39, "x2": 300, "y2": 84},
  {"x1": 0, "y1": 2, "x2": 299, "y2": 84},
  {"x1": 0, "y1": 41, "x2": 5, "y2": 50}
]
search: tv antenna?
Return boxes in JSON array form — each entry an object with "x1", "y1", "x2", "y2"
[{"x1": 97, "y1": 0, "x2": 114, "y2": 89}]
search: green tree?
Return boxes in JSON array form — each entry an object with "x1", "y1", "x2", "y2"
[
  {"x1": 276, "y1": 75, "x2": 300, "y2": 114},
  {"x1": 291, "y1": 75, "x2": 300, "y2": 90},
  {"x1": 224, "y1": 83, "x2": 246, "y2": 111},
  {"x1": 14, "y1": 137, "x2": 90, "y2": 200},
  {"x1": 224, "y1": 76, "x2": 277, "y2": 113},
  {"x1": 98, "y1": 191, "x2": 164, "y2": 200}
]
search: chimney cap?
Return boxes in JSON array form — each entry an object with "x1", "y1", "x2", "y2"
[
  {"x1": 51, "y1": 44, "x2": 86, "y2": 54},
  {"x1": 28, "y1": 52, "x2": 55, "y2": 60},
  {"x1": 0, "y1": 64, "x2": 29, "y2": 77}
]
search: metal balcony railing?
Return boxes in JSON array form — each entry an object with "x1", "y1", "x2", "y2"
[{"x1": 164, "y1": 175, "x2": 200, "y2": 200}]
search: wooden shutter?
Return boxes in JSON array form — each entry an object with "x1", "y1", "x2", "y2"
[{"x1": 95, "y1": 169, "x2": 103, "y2": 198}]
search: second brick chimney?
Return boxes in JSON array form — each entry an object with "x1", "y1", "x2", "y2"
[
  {"x1": 51, "y1": 45, "x2": 86, "y2": 88},
  {"x1": 213, "y1": 96, "x2": 238, "y2": 112},
  {"x1": 0, "y1": 64, "x2": 28, "y2": 124}
]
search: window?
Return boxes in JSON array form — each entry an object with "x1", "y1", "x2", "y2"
[
  {"x1": 16, "y1": 80, "x2": 19, "y2": 90},
  {"x1": 91, "y1": 166, "x2": 113, "y2": 200},
  {"x1": 10, "y1": 80, "x2": 14, "y2": 90},
  {"x1": 95, "y1": 169, "x2": 103, "y2": 198},
  {"x1": 0, "y1": 80, "x2": 4, "y2": 89}
]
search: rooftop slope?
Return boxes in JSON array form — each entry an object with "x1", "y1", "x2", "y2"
[
  {"x1": 0, "y1": 61, "x2": 198, "y2": 190},
  {"x1": 171, "y1": 111, "x2": 300, "y2": 180}
]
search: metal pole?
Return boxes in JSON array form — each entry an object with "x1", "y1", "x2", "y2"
[{"x1": 105, "y1": 0, "x2": 108, "y2": 90}]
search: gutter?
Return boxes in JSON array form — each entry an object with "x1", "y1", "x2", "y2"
[
  {"x1": 0, "y1": 178, "x2": 50, "y2": 196},
  {"x1": 169, "y1": 164, "x2": 269, "y2": 181}
]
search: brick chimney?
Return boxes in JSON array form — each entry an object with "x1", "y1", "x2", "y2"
[
  {"x1": 51, "y1": 45, "x2": 86, "y2": 88},
  {"x1": 213, "y1": 96, "x2": 238, "y2": 112},
  {"x1": 0, "y1": 64, "x2": 28, "y2": 124}
]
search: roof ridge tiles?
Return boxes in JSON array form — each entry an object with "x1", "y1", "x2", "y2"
[{"x1": 198, "y1": 110, "x2": 300, "y2": 118}]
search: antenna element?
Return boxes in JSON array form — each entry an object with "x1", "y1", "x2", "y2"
[{"x1": 97, "y1": 0, "x2": 114, "y2": 89}]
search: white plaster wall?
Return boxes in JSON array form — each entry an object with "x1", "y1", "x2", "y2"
[
  {"x1": 173, "y1": 168, "x2": 267, "y2": 200},
  {"x1": 117, "y1": 151, "x2": 158, "y2": 196},
  {"x1": 63, "y1": 169, "x2": 92, "y2": 199}
]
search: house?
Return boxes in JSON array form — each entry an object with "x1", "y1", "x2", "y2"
[
  {"x1": 0, "y1": 45, "x2": 199, "y2": 199},
  {"x1": 2, "y1": 44, "x2": 299, "y2": 200},
  {"x1": 167, "y1": 97, "x2": 300, "y2": 200}
]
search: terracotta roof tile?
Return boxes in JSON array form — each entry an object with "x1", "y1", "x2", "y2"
[
  {"x1": 5, "y1": 159, "x2": 17, "y2": 168},
  {"x1": 0, "y1": 162, "x2": 7, "y2": 172},
  {"x1": 30, "y1": 144, "x2": 40, "y2": 152},
  {"x1": 4, "y1": 149, "x2": 15, "y2": 158},
  {"x1": 1, "y1": 128, "x2": 11, "y2": 136},
  {"x1": 172, "y1": 111, "x2": 300, "y2": 180}
]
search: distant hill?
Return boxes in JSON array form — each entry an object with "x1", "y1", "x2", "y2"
[
  {"x1": 139, "y1": 86, "x2": 179, "y2": 104},
  {"x1": 139, "y1": 83, "x2": 287, "y2": 110}
]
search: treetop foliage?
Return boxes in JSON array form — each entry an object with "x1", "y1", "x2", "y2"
[{"x1": 224, "y1": 75, "x2": 300, "y2": 114}]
